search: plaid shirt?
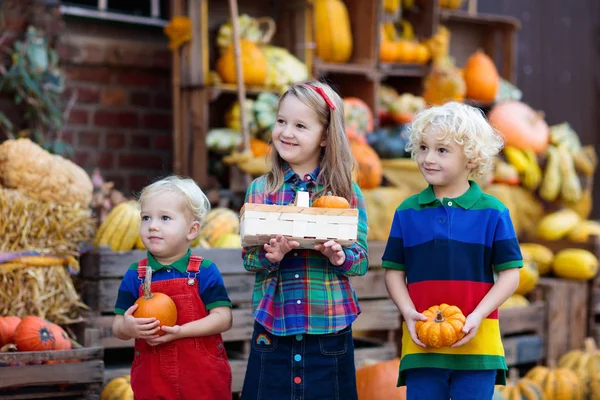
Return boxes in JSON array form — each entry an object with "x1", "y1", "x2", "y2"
[{"x1": 242, "y1": 164, "x2": 369, "y2": 336}]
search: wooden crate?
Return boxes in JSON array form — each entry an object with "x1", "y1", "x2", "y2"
[
  {"x1": 0, "y1": 346, "x2": 104, "y2": 399},
  {"x1": 499, "y1": 301, "x2": 546, "y2": 366}
]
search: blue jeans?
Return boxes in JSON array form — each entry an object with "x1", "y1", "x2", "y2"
[
  {"x1": 240, "y1": 321, "x2": 357, "y2": 400},
  {"x1": 405, "y1": 368, "x2": 497, "y2": 400}
]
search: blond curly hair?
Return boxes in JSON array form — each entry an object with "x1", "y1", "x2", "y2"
[{"x1": 406, "y1": 102, "x2": 503, "y2": 177}]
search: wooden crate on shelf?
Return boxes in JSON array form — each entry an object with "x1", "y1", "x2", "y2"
[
  {"x1": 0, "y1": 345, "x2": 104, "y2": 399},
  {"x1": 498, "y1": 301, "x2": 546, "y2": 367}
]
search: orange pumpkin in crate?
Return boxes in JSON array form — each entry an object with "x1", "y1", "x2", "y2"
[
  {"x1": 15, "y1": 316, "x2": 56, "y2": 351},
  {"x1": 134, "y1": 266, "x2": 178, "y2": 335},
  {"x1": 49, "y1": 323, "x2": 72, "y2": 351},
  {"x1": 350, "y1": 140, "x2": 382, "y2": 189},
  {"x1": 416, "y1": 303, "x2": 466, "y2": 347},
  {"x1": 0, "y1": 316, "x2": 21, "y2": 346}
]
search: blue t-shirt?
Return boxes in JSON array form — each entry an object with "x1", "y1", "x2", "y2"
[{"x1": 114, "y1": 249, "x2": 232, "y2": 314}]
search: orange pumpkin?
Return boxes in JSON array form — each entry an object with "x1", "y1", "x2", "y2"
[
  {"x1": 15, "y1": 316, "x2": 56, "y2": 351},
  {"x1": 415, "y1": 303, "x2": 466, "y2": 347},
  {"x1": 463, "y1": 50, "x2": 499, "y2": 102},
  {"x1": 49, "y1": 323, "x2": 72, "y2": 351},
  {"x1": 350, "y1": 140, "x2": 382, "y2": 189},
  {"x1": 422, "y1": 64, "x2": 466, "y2": 105},
  {"x1": 133, "y1": 266, "x2": 178, "y2": 335},
  {"x1": 313, "y1": 194, "x2": 350, "y2": 209},
  {"x1": 249, "y1": 138, "x2": 270, "y2": 157},
  {"x1": 488, "y1": 101, "x2": 549, "y2": 154},
  {"x1": 0, "y1": 316, "x2": 21, "y2": 346},
  {"x1": 216, "y1": 40, "x2": 267, "y2": 86},
  {"x1": 356, "y1": 358, "x2": 406, "y2": 399},
  {"x1": 380, "y1": 40, "x2": 400, "y2": 63}
]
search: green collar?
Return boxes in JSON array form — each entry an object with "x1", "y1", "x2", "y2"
[
  {"x1": 417, "y1": 180, "x2": 482, "y2": 209},
  {"x1": 146, "y1": 249, "x2": 191, "y2": 273}
]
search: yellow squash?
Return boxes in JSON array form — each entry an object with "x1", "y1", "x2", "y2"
[
  {"x1": 94, "y1": 201, "x2": 141, "y2": 251},
  {"x1": 314, "y1": 0, "x2": 353, "y2": 63},
  {"x1": 536, "y1": 208, "x2": 581, "y2": 241},
  {"x1": 519, "y1": 243, "x2": 554, "y2": 276},
  {"x1": 552, "y1": 248, "x2": 599, "y2": 281}
]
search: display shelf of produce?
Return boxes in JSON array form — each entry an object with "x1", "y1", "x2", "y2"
[
  {"x1": 379, "y1": 62, "x2": 431, "y2": 78},
  {"x1": 439, "y1": 9, "x2": 521, "y2": 28},
  {"x1": 313, "y1": 60, "x2": 379, "y2": 80}
]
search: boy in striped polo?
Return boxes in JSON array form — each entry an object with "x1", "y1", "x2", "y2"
[{"x1": 383, "y1": 102, "x2": 522, "y2": 400}]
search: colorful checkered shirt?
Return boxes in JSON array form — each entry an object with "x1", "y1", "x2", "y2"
[{"x1": 242, "y1": 165, "x2": 369, "y2": 336}]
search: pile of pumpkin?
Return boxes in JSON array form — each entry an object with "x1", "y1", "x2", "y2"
[
  {"x1": 379, "y1": 21, "x2": 432, "y2": 65},
  {"x1": 213, "y1": 14, "x2": 308, "y2": 91},
  {"x1": 94, "y1": 203, "x2": 242, "y2": 252},
  {"x1": 0, "y1": 315, "x2": 73, "y2": 361}
]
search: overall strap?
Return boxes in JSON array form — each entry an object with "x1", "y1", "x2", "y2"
[
  {"x1": 137, "y1": 258, "x2": 149, "y2": 278},
  {"x1": 187, "y1": 255, "x2": 203, "y2": 273}
]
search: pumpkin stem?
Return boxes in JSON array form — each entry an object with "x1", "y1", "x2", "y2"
[
  {"x1": 584, "y1": 337, "x2": 598, "y2": 353},
  {"x1": 143, "y1": 266, "x2": 153, "y2": 300},
  {"x1": 434, "y1": 310, "x2": 445, "y2": 323}
]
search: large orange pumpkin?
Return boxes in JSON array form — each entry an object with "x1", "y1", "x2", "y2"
[
  {"x1": 216, "y1": 40, "x2": 267, "y2": 86},
  {"x1": 463, "y1": 50, "x2": 499, "y2": 102},
  {"x1": 0, "y1": 316, "x2": 21, "y2": 346},
  {"x1": 15, "y1": 316, "x2": 56, "y2": 351},
  {"x1": 133, "y1": 266, "x2": 178, "y2": 335},
  {"x1": 415, "y1": 303, "x2": 466, "y2": 347},
  {"x1": 488, "y1": 101, "x2": 549, "y2": 154},
  {"x1": 350, "y1": 140, "x2": 382, "y2": 189},
  {"x1": 49, "y1": 323, "x2": 72, "y2": 350},
  {"x1": 356, "y1": 358, "x2": 406, "y2": 399},
  {"x1": 422, "y1": 64, "x2": 466, "y2": 105}
]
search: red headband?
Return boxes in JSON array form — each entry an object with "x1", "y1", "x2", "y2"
[{"x1": 303, "y1": 84, "x2": 336, "y2": 110}]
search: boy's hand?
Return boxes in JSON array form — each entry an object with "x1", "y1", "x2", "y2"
[
  {"x1": 451, "y1": 312, "x2": 483, "y2": 348},
  {"x1": 403, "y1": 308, "x2": 428, "y2": 348},
  {"x1": 146, "y1": 325, "x2": 182, "y2": 346},
  {"x1": 314, "y1": 240, "x2": 345, "y2": 266},
  {"x1": 122, "y1": 304, "x2": 161, "y2": 340},
  {"x1": 264, "y1": 234, "x2": 300, "y2": 263}
]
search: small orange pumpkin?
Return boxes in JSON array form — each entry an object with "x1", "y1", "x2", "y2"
[
  {"x1": 356, "y1": 358, "x2": 407, "y2": 399},
  {"x1": 488, "y1": 101, "x2": 549, "y2": 154},
  {"x1": 15, "y1": 316, "x2": 56, "y2": 351},
  {"x1": 49, "y1": 323, "x2": 72, "y2": 351},
  {"x1": 415, "y1": 303, "x2": 466, "y2": 347},
  {"x1": 216, "y1": 40, "x2": 267, "y2": 86},
  {"x1": 463, "y1": 50, "x2": 499, "y2": 102},
  {"x1": 133, "y1": 266, "x2": 178, "y2": 335},
  {"x1": 0, "y1": 316, "x2": 21, "y2": 346},
  {"x1": 313, "y1": 193, "x2": 350, "y2": 209},
  {"x1": 249, "y1": 137, "x2": 270, "y2": 157}
]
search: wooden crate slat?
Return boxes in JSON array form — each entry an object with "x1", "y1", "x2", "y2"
[
  {"x1": 503, "y1": 334, "x2": 544, "y2": 367},
  {"x1": 0, "y1": 347, "x2": 103, "y2": 364},
  {"x1": 354, "y1": 300, "x2": 400, "y2": 331},
  {"x1": 0, "y1": 386, "x2": 100, "y2": 400},
  {"x1": 498, "y1": 301, "x2": 545, "y2": 336},
  {"x1": 350, "y1": 268, "x2": 388, "y2": 299},
  {"x1": 0, "y1": 360, "x2": 104, "y2": 389}
]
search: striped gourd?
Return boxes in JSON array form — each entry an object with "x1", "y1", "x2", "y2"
[
  {"x1": 496, "y1": 369, "x2": 544, "y2": 400},
  {"x1": 94, "y1": 201, "x2": 141, "y2": 251},
  {"x1": 198, "y1": 208, "x2": 239, "y2": 247},
  {"x1": 525, "y1": 363, "x2": 583, "y2": 399},
  {"x1": 558, "y1": 337, "x2": 600, "y2": 399}
]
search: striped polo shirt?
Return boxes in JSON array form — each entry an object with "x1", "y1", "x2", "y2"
[{"x1": 382, "y1": 181, "x2": 522, "y2": 386}]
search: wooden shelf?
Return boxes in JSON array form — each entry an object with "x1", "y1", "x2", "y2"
[
  {"x1": 379, "y1": 63, "x2": 431, "y2": 78},
  {"x1": 440, "y1": 9, "x2": 521, "y2": 29},
  {"x1": 313, "y1": 60, "x2": 379, "y2": 79}
]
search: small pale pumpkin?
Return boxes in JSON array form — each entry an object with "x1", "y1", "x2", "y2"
[
  {"x1": 133, "y1": 266, "x2": 178, "y2": 335},
  {"x1": 415, "y1": 303, "x2": 466, "y2": 347}
]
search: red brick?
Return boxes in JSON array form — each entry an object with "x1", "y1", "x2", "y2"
[
  {"x1": 118, "y1": 153, "x2": 164, "y2": 169},
  {"x1": 93, "y1": 110, "x2": 139, "y2": 128},
  {"x1": 103, "y1": 174, "x2": 126, "y2": 190},
  {"x1": 152, "y1": 50, "x2": 171, "y2": 70},
  {"x1": 130, "y1": 91, "x2": 152, "y2": 107},
  {"x1": 73, "y1": 150, "x2": 92, "y2": 168},
  {"x1": 153, "y1": 134, "x2": 172, "y2": 150},
  {"x1": 68, "y1": 108, "x2": 90, "y2": 125},
  {"x1": 142, "y1": 113, "x2": 171, "y2": 130},
  {"x1": 129, "y1": 175, "x2": 151, "y2": 191},
  {"x1": 79, "y1": 131, "x2": 102, "y2": 147},
  {"x1": 131, "y1": 134, "x2": 151, "y2": 149},
  {"x1": 154, "y1": 94, "x2": 171, "y2": 108},
  {"x1": 105, "y1": 132, "x2": 127, "y2": 148},
  {"x1": 114, "y1": 70, "x2": 167, "y2": 88},
  {"x1": 97, "y1": 152, "x2": 116, "y2": 169},
  {"x1": 60, "y1": 131, "x2": 77, "y2": 145},
  {"x1": 101, "y1": 88, "x2": 128, "y2": 106},
  {"x1": 71, "y1": 86, "x2": 101, "y2": 104},
  {"x1": 66, "y1": 66, "x2": 112, "y2": 84}
]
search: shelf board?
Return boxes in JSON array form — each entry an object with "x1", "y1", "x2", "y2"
[
  {"x1": 180, "y1": 83, "x2": 281, "y2": 98},
  {"x1": 313, "y1": 60, "x2": 379, "y2": 78},
  {"x1": 440, "y1": 10, "x2": 521, "y2": 29},
  {"x1": 379, "y1": 63, "x2": 430, "y2": 78}
]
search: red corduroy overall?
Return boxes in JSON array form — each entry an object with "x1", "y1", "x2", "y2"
[{"x1": 130, "y1": 256, "x2": 232, "y2": 400}]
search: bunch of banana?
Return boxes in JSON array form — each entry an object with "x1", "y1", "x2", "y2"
[{"x1": 503, "y1": 146, "x2": 542, "y2": 191}]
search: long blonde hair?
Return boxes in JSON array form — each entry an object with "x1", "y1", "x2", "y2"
[{"x1": 266, "y1": 81, "x2": 356, "y2": 202}]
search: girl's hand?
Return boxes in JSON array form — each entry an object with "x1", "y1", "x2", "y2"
[
  {"x1": 314, "y1": 240, "x2": 346, "y2": 266},
  {"x1": 146, "y1": 325, "x2": 182, "y2": 346},
  {"x1": 451, "y1": 312, "x2": 483, "y2": 348},
  {"x1": 403, "y1": 308, "x2": 429, "y2": 348},
  {"x1": 264, "y1": 234, "x2": 300, "y2": 263},
  {"x1": 122, "y1": 304, "x2": 161, "y2": 340}
]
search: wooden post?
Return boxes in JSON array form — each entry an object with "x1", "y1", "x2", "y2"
[
  {"x1": 171, "y1": 0, "x2": 184, "y2": 176},
  {"x1": 468, "y1": 0, "x2": 477, "y2": 15}
]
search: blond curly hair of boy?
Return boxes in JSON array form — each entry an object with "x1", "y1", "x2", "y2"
[{"x1": 406, "y1": 101, "x2": 504, "y2": 178}]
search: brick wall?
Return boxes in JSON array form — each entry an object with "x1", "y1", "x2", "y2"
[{"x1": 58, "y1": 19, "x2": 173, "y2": 195}]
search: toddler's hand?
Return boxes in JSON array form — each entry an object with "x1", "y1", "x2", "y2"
[
  {"x1": 404, "y1": 308, "x2": 428, "y2": 348},
  {"x1": 451, "y1": 312, "x2": 483, "y2": 348},
  {"x1": 146, "y1": 325, "x2": 182, "y2": 346},
  {"x1": 264, "y1": 234, "x2": 300, "y2": 263},
  {"x1": 314, "y1": 240, "x2": 345, "y2": 266},
  {"x1": 122, "y1": 304, "x2": 161, "y2": 340}
]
